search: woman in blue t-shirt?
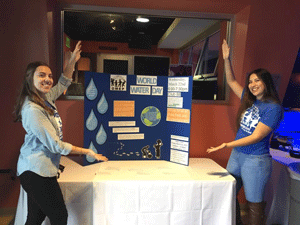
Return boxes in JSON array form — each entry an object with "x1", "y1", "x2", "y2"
[{"x1": 207, "y1": 40, "x2": 283, "y2": 225}]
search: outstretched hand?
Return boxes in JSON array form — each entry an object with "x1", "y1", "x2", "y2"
[
  {"x1": 222, "y1": 39, "x2": 230, "y2": 60},
  {"x1": 94, "y1": 154, "x2": 108, "y2": 162},
  {"x1": 63, "y1": 41, "x2": 82, "y2": 78},
  {"x1": 69, "y1": 41, "x2": 82, "y2": 65},
  {"x1": 206, "y1": 143, "x2": 227, "y2": 153},
  {"x1": 87, "y1": 150, "x2": 108, "y2": 162}
]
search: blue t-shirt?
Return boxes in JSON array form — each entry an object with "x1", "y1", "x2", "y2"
[{"x1": 234, "y1": 99, "x2": 283, "y2": 155}]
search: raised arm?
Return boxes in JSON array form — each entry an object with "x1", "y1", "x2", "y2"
[
  {"x1": 222, "y1": 39, "x2": 243, "y2": 99},
  {"x1": 46, "y1": 41, "x2": 82, "y2": 101},
  {"x1": 63, "y1": 41, "x2": 82, "y2": 79}
]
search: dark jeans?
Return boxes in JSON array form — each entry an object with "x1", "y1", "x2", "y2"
[{"x1": 19, "y1": 171, "x2": 68, "y2": 225}]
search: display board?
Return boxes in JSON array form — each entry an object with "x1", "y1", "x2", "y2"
[{"x1": 83, "y1": 72, "x2": 193, "y2": 166}]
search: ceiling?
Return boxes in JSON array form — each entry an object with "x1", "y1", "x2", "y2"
[
  {"x1": 64, "y1": 11, "x2": 174, "y2": 46},
  {"x1": 63, "y1": 11, "x2": 221, "y2": 49}
]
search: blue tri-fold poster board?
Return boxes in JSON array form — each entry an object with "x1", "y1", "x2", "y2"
[{"x1": 83, "y1": 72, "x2": 193, "y2": 166}]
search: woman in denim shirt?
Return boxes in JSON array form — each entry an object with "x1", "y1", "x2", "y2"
[
  {"x1": 207, "y1": 40, "x2": 283, "y2": 225},
  {"x1": 14, "y1": 41, "x2": 108, "y2": 225}
]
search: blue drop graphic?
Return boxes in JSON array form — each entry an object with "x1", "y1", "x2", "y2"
[
  {"x1": 96, "y1": 124, "x2": 107, "y2": 145},
  {"x1": 86, "y1": 110, "x2": 98, "y2": 131},
  {"x1": 86, "y1": 142, "x2": 97, "y2": 163},
  {"x1": 97, "y1": 93, "x2": 108, "y2": 114},
  {"x1": 86, "y1": 78, "x2": 98, "y2": 100}
]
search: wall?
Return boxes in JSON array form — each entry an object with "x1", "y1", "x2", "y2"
[
  {"x1": 243, "y1": 0, "x2": 300, "y2": 98},
  {"x1": 60, "y1": 0, "x2": 253, "y2": 14},
  {"x1": 0, "y1": 0, "x2": 299, "y2": 208},
  {"x1": 0, "y1": 0, "x2": 51, "y2": 207}
]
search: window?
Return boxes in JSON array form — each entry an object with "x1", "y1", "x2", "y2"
[
  {"x1": 65, "y1": 53, "x2": 170, "y2": 98},
  {"x1": 61, "y1": 6, "x2": 233, "y2": 102},
  {"x1": 134, "y1": 56, "x2": 170, "y2": 76},
  {"x1": 190, "y1": 41, "x2": 205, "y2": 76},
  {"x1": 179, "y1": 48, "x2": 192, "y2": 65},
  {"x1": 179, "y1": 30, "x2": 223, "y2": 101},
  {"x1": 194, "y1": 31, "x2": 220, "y2": 78},
  {"x1": 103, "y1": 59, "x2": 129, "y2": 75}
]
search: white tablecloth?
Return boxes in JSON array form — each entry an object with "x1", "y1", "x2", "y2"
[{"x1": 15, "y1": 157, "x2": 236, "y2": 225}]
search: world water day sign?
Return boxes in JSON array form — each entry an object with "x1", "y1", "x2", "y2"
[{"x1": 83, "y1": 72, "x2": 193, "y2": 166}]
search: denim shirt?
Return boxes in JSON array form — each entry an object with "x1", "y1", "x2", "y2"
[{"x1": 17, "y1": 75, "x2": 73, "y2": 177}]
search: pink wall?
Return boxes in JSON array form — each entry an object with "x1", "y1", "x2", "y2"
[
  {"x1": 243, "y1": 0, "x2": 300, "y2": 99},
  {"x1": 0, "y1": 0, "x2": 50, "y2": 207},
  {"x1": 61, "y1": 0, "x2": 253, "y2": 14},
  {"x1": 0, "y1": 0, "x2": 299, "y2": 208}
]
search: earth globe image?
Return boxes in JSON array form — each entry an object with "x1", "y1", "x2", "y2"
[{"x1": 141, "y1": 106, "x2": 161, "y2": 127}]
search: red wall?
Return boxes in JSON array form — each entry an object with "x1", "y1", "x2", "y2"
[
  {"x1": 0, "y1": 0, "x2": 299, "y2": 208},
  {"x1": 0, "y1": 0, "x2": 51, "y2": 208}
]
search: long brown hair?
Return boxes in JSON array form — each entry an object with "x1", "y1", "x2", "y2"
[
  {"x1": 236, "y1": 68, "x2": 281, "y2": 129},
  {"x1": 14, "y1": 61, "x2": 54, "y2": 122}
]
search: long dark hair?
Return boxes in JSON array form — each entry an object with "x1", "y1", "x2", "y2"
[
  {"x1": 236, "y1": 68, "x2": 281, "y2": 129},
  {"x1": 14, "y1": 61, "x2": 54, "y2": 122}
]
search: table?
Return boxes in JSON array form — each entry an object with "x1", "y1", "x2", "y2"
[{"x1": 14, "y1": 157, "x2": 236, "y2": 225}]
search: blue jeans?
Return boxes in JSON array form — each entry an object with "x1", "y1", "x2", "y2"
[{"x1": 226, "y1": 149, "x2": 272, "y2": 203}]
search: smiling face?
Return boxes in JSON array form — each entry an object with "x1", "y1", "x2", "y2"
[
  {"x1": 248, "y1": 73, "x2": 266, "y2": 100},
  {"x1": 33, "y1": 66, "x2": 53, "y2": 98}
]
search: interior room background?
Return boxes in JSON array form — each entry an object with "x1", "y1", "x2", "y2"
[{"x1": 0, "y1": 0, "x2": 299, "y2": 209}]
